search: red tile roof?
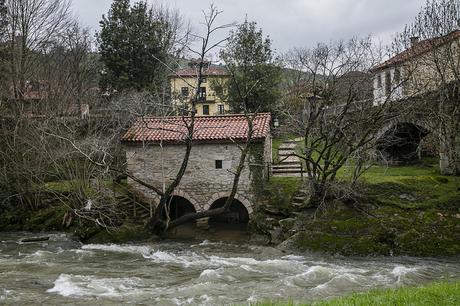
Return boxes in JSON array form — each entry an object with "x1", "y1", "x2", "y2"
[
  {"x1": 171, "y1": 65, "x2": 229, "y2": 77},
  {"x1": 122, "y1": 113, "x2": 271, "y2": 144},
  {"x1": 371, "y1": 30, "x2": 460, "y2": 72}
]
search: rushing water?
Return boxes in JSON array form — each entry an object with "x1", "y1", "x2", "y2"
[{"x1": 0, "y1": 232, "x2": 459, "y2": 305}]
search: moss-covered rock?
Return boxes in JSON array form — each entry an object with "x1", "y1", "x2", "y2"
[{"x1": 83, "y1": 224, "x2": 152, "y2": 244}]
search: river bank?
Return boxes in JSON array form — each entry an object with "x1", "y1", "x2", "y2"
[
  {"x1": 251, "y1": 161, "x2": 460, "y2": 257},
  {"x1": 1, "y1": 160, "x2": 459, "y2": 256},
  {"x1": 256, "y1": 281, "x2": 460, "y2": 306}
]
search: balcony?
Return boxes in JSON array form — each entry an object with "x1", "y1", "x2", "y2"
[{"x1": 197, "y1": 95, "x2": 216, "y2": 103}]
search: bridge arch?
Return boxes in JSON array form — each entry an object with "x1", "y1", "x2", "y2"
[
  {"x1": 376, "y1": 117, "x2": 437, "y2": 141},
  {"x1": 376, "y1": 119, "x2": 437, "y2": 163}
]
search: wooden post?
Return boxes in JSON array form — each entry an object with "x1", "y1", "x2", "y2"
[{"x1": 267, "y1": 162, "x2": 271, "y2": 181}]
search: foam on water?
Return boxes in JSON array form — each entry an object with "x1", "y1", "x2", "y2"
[
  {"x1": 47, "y1": 273, "x2": 145, "y2": 298},
  {"x1": 82, "y1": 244, "x2": 153, "y2": 255},
  {"x1": 2, "y1": 233, "x2": 459, "y2": 305},
  {"x1": 391, "y1": 265, "x2": 419, "y2": 283}
]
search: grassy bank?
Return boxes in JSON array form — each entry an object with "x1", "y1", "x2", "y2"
[
  {"x1": 254, "y1": 281, "x2": 460, "y2": 306},
  {"x1": 259, "y1": 159, "x2": 460, "y2": 256}
]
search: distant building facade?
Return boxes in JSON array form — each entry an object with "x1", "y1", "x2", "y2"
[
  {"x1": 170, "y1": 60, "x2": 231, "y2": 116},
  {"x1": 371, "y1": 30, "x2": 460, "y2": 105}
]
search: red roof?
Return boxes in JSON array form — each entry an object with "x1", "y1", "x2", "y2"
[
  {"x1": 122, "y1": 113, "x2": 271, "y2": 144},
  {"x1": 371, "y1": 30, "x2": 460, "y2": 72},
  {"x1": 171, "y1": 66, "x2": 229, "y2": 77}
]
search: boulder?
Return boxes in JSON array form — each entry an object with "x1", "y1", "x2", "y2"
[{"x1": 278, "y1": 218, "x2": 296, "y2": 231}]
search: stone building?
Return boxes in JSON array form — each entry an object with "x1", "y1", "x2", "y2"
[
  {"x1": 170, "y1": 60, "x2": 231, "y2": 116},
  {"x1": 371, "y1": 30, "x2": 460, "y2": 105},
  {"x1": 122, "y1": 113, "x2": 272, "y2": 225},
  {"x1": 370, "y1": 29, "x2": 460, "y2": 174}
]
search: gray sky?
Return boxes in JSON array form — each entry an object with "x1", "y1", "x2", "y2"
[{"x1": 72, "y1": 0, "x2": 425, "y2": 53}]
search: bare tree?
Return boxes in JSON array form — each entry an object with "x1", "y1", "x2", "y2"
[
  {"x1": 280, "y1": 37, "x2": 406, "y2": 207},
  {"x1": 3, "y1": 0, "x2": 72, "y2": 101},
  {"x1": 41, "y1": 5, "x2": 237, "y2": 234}
]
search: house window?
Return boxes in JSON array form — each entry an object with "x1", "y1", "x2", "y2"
[
  {"x1": 181, "y1": 87, "x2": 189, "y2": 97},
  {"x1": 214, "y1": 85, "x2": 223, "y2": 96},
  {"x1": 198, "y1": 87, "x2": 206, "y2": 101},
  {"x1": 201, "y1": 77, "x2": 207, "y2": 83},
  {"x1": 217, "y1": 104, "x2": 225, "y2": 114},
  {"x1": 385, "y1": 71, "x2": 391, "y2": 96},
  {"x1": 377, "y1": 74, "x2": 382, "y2": 88},
  {"x1": 202, "y1": 105, "x2": 210, "y2": 115},
  {"x1": 394, "y1": 67, "x2": 401, "y2": 85},
  {"x1": 215, "y1": 160, "x2": 223, "y2": 169}
]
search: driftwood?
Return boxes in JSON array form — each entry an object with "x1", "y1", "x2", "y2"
[{"x1": 20, "y1": 236, "x2": 50, "y2": 243}]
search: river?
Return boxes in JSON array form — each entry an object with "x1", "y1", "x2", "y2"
[{"x1": 0, "y1": 232, "x2": 459, "y2": 305}]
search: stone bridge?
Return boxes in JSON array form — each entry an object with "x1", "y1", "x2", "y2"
[{"x1": 371, "y1": 96, "x2": 458, "y2": 175}]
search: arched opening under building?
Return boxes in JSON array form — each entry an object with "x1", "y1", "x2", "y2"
[
  {"x1": 164, "y1": 196, "x2": 197, "y2": 220},
  {"x1": 377, "y1": 123, "x2": 432, "y2": 164},
  {"x1": 163, "y1": 196, "x2": 197, "y2": 237},
  {"x1": 208, "y1": 198, "x2": 250, "y2": 237}
]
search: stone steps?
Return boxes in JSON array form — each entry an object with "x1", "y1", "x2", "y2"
[
  {"x1": 272, "y1": 168, "x2": 305, "y2": 174},
  {"x1": 116, "y1": 195, "x2": 151, "y2": 221},
  {"x1": 272, "y1": 165, "x2": 302, "y2": 170}
]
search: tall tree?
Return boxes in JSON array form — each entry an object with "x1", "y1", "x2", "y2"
[
  {"x1": 98, "y1": 0, "x2": 186, "y2": 93},
  {"x1": 219, "y1": 19, "x2": 281, "y2": 113}
]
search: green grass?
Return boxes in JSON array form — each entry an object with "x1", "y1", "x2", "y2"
[
  {"x1": 356, "y1": 160, "x2": 460, "y2": 210},
  {"x1": 253, "y1": 281, "x2": 460, "y2": 306},
  {"x1": 264, "y1": 159, "x2": 460, "y2": 256},
  {"x1": 272, "y1": 137, "x2": 285, "y2": 164}
]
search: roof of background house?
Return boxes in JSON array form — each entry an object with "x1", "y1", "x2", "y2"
[
  {"x1": 371, "y1": 30, "x2": 460, "y2": 72},
  {"x1": 170, "y1": 65, "x2": 229, "y2": 78},
  {"x1": 122, "y1": 113, "x2": 271, "y2": 144}
]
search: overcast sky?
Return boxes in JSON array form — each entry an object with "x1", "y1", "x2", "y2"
[{"x1": 72, "y1": 0, "x2": 425, "y2": 54}]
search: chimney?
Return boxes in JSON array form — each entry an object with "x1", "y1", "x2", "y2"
[{"x1": 410, "y1": 36, "x2": 419, "y2": 47}]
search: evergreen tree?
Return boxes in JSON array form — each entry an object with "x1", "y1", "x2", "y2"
[
  {"x1": 220, "y1": 19, "x2": 281, "y2": 113},
  {"x1": 98, "y1": 0, "x2": 176, "y2": 92}
]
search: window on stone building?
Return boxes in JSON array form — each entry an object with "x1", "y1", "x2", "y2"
[
  {"x1": 198, "y1": 87, "x2": 206, "y2": 100},
  {"x1": 385, "y1": 71, "x2": 391, "y2": 96},
  {"x1": 181, "y1": 87, "x2": 189, "y2": 97},
  {"x1": 394, "y1": 67, "x2": 401, "y2": 85},
  {"x1": 217, "y1": 104, "x2": 225, "y2": 114},
  {"x1": 377, "y1": 74, "x2": 382, "y2": 88},
  {"x1": 215, "y1": 160, "x2": 223, "y2": 169},
  {"x1": 203, "y1": 105, "x2": 210, "y2": 115}
]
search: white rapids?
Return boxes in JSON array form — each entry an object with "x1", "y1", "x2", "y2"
[{"x1": 0, "y1": 232, "x2": 459, "y2": 305}]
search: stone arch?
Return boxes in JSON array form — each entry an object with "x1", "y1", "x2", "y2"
[
  {"x1": 376, "y1": 118, "x2": 437, "y2": 141},
  {"x1": 152, "y1": 189, "x2": 201, "y2": 213},
  {"x1": 376, "y1": 119, "x2": 436, "y2": 163},
  {"x1": 171, "y1": 190, "x2": 200, "y2": 211},
  {"x1": 204, "y1": 192, "x2": 253, "y2": 215}
]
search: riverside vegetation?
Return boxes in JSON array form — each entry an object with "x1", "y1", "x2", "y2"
[
  {"x1": 250, "y1": 138, "x2": 460, "y2": 256},
  {"x1": 1, "y1": 152, "x2": 459, "y2": 257}
]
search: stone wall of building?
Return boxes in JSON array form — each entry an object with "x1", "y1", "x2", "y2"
[{"x1": 125, "y1": 141, "x2": 269, "y2": 215}]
